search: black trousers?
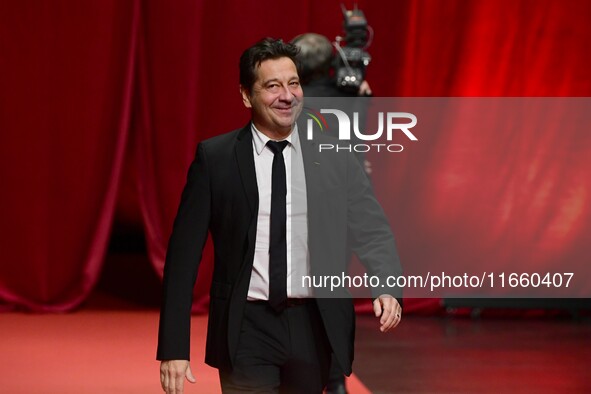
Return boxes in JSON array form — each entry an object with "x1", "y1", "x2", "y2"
[{"x1": 219, "y1": 300, "x2": 331, "y2": 394}]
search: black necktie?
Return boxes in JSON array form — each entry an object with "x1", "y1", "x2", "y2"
[{"x1": 267, "y1": 140, "x2": 289, "y2": 312}]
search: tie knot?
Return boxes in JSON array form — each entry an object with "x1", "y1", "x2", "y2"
[{"x1": 267, "y1": 140, "x2": 289, "y2": 154}]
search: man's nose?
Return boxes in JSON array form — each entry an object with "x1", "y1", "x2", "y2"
[{"x1": 278, "y1": 85, "x2": 294, "y2": 101}]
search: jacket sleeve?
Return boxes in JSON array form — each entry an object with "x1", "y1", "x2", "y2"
[
  {"x1": 346, "y1": 151, "x2": 404, "y2": 306},
  {"x1": 157, "y1": 142, "x2": 211, "y2": 360}
]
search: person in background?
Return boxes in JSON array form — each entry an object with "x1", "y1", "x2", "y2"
[{"x1": 292, "y1": 33, "x2": 372, "y2": 175}]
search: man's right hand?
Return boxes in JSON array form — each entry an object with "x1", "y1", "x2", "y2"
[{"x1": 160, "y1": 360, "x2": 196, "y2": 393}]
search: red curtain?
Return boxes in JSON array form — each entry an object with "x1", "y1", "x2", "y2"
[
  {"x1": 0, "y1": 1, "x2": 139, "y2": 311},
  {"x1": 1, "y1": 0, "x2": 590, "y2": 312}
]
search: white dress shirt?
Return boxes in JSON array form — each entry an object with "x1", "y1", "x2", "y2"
[{"x1": 247, "y1": 123, "x2": 312, "y2": 300}]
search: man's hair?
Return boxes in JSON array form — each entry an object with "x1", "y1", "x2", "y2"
[
  {"x1": 239, "y1": 38, "x2": 300, "y2": 93},
  {"x1": 291, "y1": 33, "x2": 333, "y2": 85}
]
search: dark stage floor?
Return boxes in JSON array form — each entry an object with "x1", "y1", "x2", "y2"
[{"x1": 353, "y1": 314, "x2": 591, "y2": 393}]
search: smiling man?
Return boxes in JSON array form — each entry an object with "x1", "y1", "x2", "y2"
[
  {"x1": 240, "y1": 56, "x2": 303, "y2": 138},
  {"x1": 157, "y1": 38, "x2": 402, "y2": 394}
]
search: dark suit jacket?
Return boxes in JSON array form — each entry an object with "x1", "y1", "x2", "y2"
[{"x1": 157, "y1": 123, "x2": 402, "y2": 375}]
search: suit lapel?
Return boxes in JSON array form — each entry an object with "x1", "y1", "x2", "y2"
[
  {"x1": 298, "y1": 126, "x2": 322, "y2": 241},
  {"x1": 235, "y1": 124, "x2": 258, "y2": 215},
  {"x1": 234, "y1": 124, "x2": 322, "y2": 236}
]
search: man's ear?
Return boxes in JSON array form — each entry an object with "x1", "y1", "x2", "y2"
[{"x1": 240, "y1": 85, "x2": 252, "y2": 108}]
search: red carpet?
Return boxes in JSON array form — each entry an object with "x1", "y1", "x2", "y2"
[{"x1": 0, "y1": 310, "x2": 370, "y2": 393}]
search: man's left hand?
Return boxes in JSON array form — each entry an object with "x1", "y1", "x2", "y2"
[{"x1": 373, "y1": 295, "x2": 402, "y2": 332}]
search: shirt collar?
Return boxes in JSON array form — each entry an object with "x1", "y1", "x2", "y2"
[{"x1": 251, "y1": 123, "x2": 299, "y2": 156}]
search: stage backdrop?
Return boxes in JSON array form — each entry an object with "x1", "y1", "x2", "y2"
[{"x1": 1, "y1": 0, "x2": 590, "y2": 312}]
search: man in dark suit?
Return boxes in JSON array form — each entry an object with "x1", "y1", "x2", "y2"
[{"x1": 158, "y1": 38, "x2": 403, "y2": 394}]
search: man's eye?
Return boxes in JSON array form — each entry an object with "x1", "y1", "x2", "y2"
[{"x1": 290, "y1": 81, "x2": 300, "y2": 87}]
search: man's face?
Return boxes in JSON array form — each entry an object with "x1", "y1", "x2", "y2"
[{"x1": 241, "y1": 57, "x2": 303, "y2": 138}]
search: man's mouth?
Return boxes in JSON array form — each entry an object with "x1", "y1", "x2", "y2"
[{"x1": 274, "y1": 107, "x2": 294, "y2": 114}]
